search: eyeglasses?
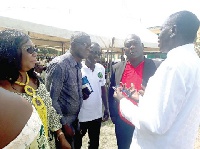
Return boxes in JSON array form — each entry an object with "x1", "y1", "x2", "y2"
[
  {"x1": 125, "y1": 42, "x2": 139, "y2": 49},
  {"x1": 23, "y1": 46, "x2": 38, "y2": 54},
  {"x1": 124, "y1": 41, "x2": 141, "y2": 49},
  {"x1": 90, "y1": 51, "x2": 101, "y2": 56},
  {"x1": 74, "y1": 41, "x2": 91, "y2": 49}
]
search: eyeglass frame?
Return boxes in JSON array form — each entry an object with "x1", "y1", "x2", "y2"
[
  {"x1": 22, "y1": 46, "x2": 38, "y2": 54},
  {"x1": 73, "y1": 41, "x2": 91, "y2": 49},
  {"x1": 124, "y1": 41, "x2": 141, "y2": 49},
  {"x1": 90, "y1": 50, "x2": 102, "y2": 56}
]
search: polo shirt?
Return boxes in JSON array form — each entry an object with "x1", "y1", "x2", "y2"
[{"x1": 78, "y1": 62, "x2": 106, "y2": 122}]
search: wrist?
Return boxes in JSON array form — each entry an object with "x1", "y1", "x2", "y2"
[
  {"x1": 104, "y1": 109, "x2": 109, "y2": 116},
  {"x1": 59, "y1": 135, "x2": 66, "y2": 143},
  {"x1": 57, "y1": 131, "x2": 64, "y2": 141},
  {"x1": 104, "y1": 109, "x2": 109, "y2": 114},
  {"x1": 104, "y1": 108, "x2": 108, "y2": 111}
]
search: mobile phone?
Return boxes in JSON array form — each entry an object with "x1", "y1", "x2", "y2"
[
  {"x1": 122, "y1": 89, "x2": 132, "y2": 97},
  {"x1": 112, "y1": 86, "x2": 131, "y2": 97},
  {"x1": 112, "y1": 86, "x2": 117, "y2": 91}
]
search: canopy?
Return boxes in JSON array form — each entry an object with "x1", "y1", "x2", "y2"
[
  {"x1": 0, "y1": 7, "x2": 158, "y2": 49},
  {"x1": 0, "y1": 16, "x2": 112, "y2": 50}
]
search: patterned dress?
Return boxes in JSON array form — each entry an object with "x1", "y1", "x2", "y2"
[
  {"x1": 3, "y1": 107, "x2": 50, "y2": 149},
  {"x1": 16, "y1": 82, "x2": 62, "y2": 149}
]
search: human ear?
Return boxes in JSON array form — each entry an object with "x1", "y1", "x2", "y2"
[
  {"x1": 170, "y1": 33, "x2": 175, "y2": 38},
  {"x1": 170, "y1": 25, "x2": 177, "y2": 38}
]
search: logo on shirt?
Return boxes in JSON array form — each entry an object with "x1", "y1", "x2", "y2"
[{"x1": 98, "y1": 72, "x2": 103, "y2": 78}]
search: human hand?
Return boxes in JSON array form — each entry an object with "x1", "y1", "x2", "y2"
[
  {"x1": 82, "y1": 92, "x2": 89, "y2": 100},
  {"x1": 113, "y1": 83, "x2": 131, "y2": 100},
  {"x1": 138, "y1": 84, "x2": 145, "y2": 96},
  {"x1": 127, "y1": 83, "x2": 139, "y2": 102},
  {"x1": 102, "y1": 109, "x2": 109, "y2": 122},
  {"x1": 59, "y1": 135, "x2": 71, "y2": 149},
  {"x1": 113, "y1": 85, "x2": 125, "y2": 101},
  {"x1": 113, "y1": 83, "x2": 139, "y2": 102}
]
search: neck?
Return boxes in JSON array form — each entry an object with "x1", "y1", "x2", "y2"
[
  {"x1": 70, "y1": 50, "x2": 82, "y2": 63},
  {"x1": 18, "y1": 71, "x2": 27, "y2": 83},
  {"x1": 74, "y1": 56, "x2": 82, "y2": 63},
  {"x1": 129, "y1": 56, "x2": 144, "y2": 67},
  {"x1": 85, "y1": 59, "x2": 95, "y2": 71}
]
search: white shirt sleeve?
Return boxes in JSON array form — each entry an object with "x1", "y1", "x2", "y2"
[
  {"x1": 120, "y1": 98, "x2": 140, "y2": 128},
  {"x1": 101, "y1": 66, "x2": 106, "y2": 86},
  {"x1": 119, "y1": 64, "x2": 186, "y2": 134}
]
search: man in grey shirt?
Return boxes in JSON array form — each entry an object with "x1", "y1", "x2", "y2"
[{"x1": 45, "y1": 31, "x2": 91, "y2": 148}]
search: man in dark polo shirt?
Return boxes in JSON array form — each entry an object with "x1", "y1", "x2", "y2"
[{"x1": 108, "y1": 34, "x2": 161, "y2": 149}]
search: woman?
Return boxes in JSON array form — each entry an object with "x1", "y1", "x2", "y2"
[
  {"x1": 0, "y1": 87, "x2": 50, "y2": 148},
  {"x1": 0, "y1": 29, "x2": 70, "y2": 149}
]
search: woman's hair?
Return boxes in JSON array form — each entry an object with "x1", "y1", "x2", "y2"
[{"x1": 0, "y1": 29, "x2": 37, "y2": 84}]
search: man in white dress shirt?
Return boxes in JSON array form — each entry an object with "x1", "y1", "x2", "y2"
[{"x1": 114, "y1": 10, "x2": 200, "y2": 149}]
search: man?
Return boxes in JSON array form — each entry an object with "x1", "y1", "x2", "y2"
[
  {"x1": 34, "y1": 61, "x2": 46, "y2": 83},
  {"x1": 45, "y1": 31, "x2": 91, "y2": 148},
  {"x1": 108, "y1": 34, "x2": 161, "y2": 149},
  {"x1": 75, "y1": 42, "x2": 109, "y2": 149},
  {"x1": 115, "y1": 11, "x2": 200, "y2": 149}
]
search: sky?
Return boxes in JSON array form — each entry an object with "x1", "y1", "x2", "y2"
[
  {"x1": 0, "y1": 0, "x2": 199, "y2": 28},
  {"x1": 0, "y1": 0, "x2": 199, "y2": 48},
  {"x1": 123, "y1": 0, "x2": 200, "y2": 27}
]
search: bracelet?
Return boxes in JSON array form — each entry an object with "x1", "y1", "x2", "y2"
[{"x1": 57, "y1": 131, "x2": 64, "y2": 141}]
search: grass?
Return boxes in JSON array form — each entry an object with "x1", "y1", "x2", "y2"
[
  {"x1": 82, "y1": 119, "x2": 117, "y2": 149},
  {"x1": 194, "y1": 128, "x2": 200, "y2": 149},
  {"x1": 82, "y1": 119, "x2": 200, "y2": 149}
]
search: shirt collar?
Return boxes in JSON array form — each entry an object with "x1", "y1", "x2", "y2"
[
  {"x1": 66, "y1": 52, "x2": 82, "y2": 68},
  {"x1": 127, "y1": 60, "x2": 145, "y2": 69},
  {"x1": 81, "y1": 61, "x2": 96, "y2": 70},
  {"x1": 167, "y1": 44, "x2": 194, "y2": 58}
]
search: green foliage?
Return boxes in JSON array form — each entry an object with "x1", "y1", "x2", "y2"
[{"x1": 37, "y1": 48, "x2": 59, "y2": 55}]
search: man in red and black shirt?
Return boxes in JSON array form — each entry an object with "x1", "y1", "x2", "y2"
[{"x1": 108, "y1": 34, "x2": 161, "y2": 149}]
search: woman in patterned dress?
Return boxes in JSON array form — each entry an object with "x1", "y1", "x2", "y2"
[
  {"x1": 0, "y1": 87, "x2": 50, "y2": 149},
  {"x1": 0, "y1": 29, "x2": 70, "y2": 149}
]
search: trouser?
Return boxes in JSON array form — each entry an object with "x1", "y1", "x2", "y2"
[
  {"x1": 74, "y1": 118, "x2": 102, "y2": 149},
  {"x1": 115, "y1": 117, "x2": 135, "y2": 149},
  {"x1": 56, "y1": 119, "x2": 79, "y2": 149}
]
